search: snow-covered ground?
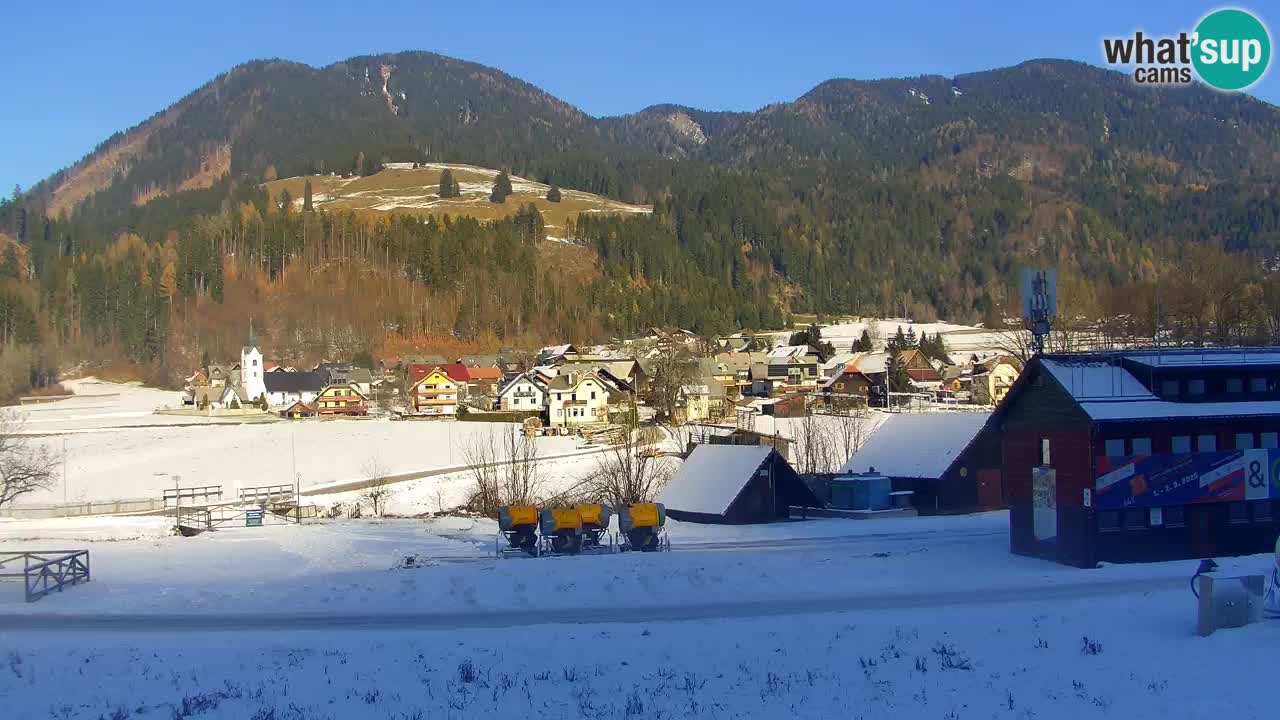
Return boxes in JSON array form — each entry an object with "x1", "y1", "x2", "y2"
[
  {"x1": 821, "y1": 319, "x2": 1011, "y2": 359},
  {"x1": 0, "y1": 512, "x2": 1275, "y2": 718},
  {"x1": 3, "y1": 380, "x2": 600, "y2": 506}
]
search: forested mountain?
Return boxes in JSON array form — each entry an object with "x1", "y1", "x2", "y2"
[{"x1": 2, "y1": 52, "x2": 1280, "y2": 393}]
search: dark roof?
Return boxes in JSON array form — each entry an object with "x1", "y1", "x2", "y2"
[{"x1": 263, "y1": 371, "x2": 326, "y2": 393}]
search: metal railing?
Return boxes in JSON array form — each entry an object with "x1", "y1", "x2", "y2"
[
  {"x1": 163, "y1": 485, "x2": 223, "y2": 507},
  {"x1": 238, "y1": 484, "x2": 295, "y2": 504},
  {"x1": 0, "y1": 550, "x2": 91, "y2": 602}
]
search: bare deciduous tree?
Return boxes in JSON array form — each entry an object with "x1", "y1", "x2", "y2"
[
  {"x1": 792, "y1": 399, "x2": 839, "y2": 475},
  {"x1": 829, "y1": 406, "x2": 869, "y2": 468},
  {"x1": 647, "y1": 349, "x2": 699, "y2": 424},
  {"x1": 585, "y1": 427, "x2": 669, "y2": 508},
  {"x1": 461, "y1": 426, "x2": 541, "y2": 517},
  {"x1": 0, "y1": 419, "x2": 57, "y2": 509},
  {"x1": 359, "y1": 456, "x2": 395, "y2": 517}
]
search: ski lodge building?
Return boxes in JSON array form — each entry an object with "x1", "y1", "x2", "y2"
[{"x1": 1000, "y1": 349, "x2": 1280, "y2": 567}]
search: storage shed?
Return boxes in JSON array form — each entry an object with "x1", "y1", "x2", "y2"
[
  {"x1": 838, "y1": 411, "x2": 1003, "y2": 514},
  {"x1": 659, "y1": 444, "x2": 821, "y2": 524}
]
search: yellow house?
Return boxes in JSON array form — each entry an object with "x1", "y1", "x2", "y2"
[
  {"x1": 973, "y1": 357, "x2": 1022, "y2": 405},
  {"x1": 412, "y1": 367, "x2": 459, "y2": 417}
]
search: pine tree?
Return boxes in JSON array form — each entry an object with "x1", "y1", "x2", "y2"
[
  {"x1": 279, "y1": 188, "x2": 293, "y2": 213},
  {"x1": 856, "y1": 328, "x2": 873, "y2": 352},
  {"x1": 546, "y1": 185, "x2": 562, "y2": 203},
  {"x1": 490, "y1": 171, "x2": 513, "y2": 203},
  {"x1": 906, "y1": 326, "x2": 917, "y2": 348},
  {"x1": 438, "y1": 169, "x2": 457, "y2": 198},
  {"x1": 303, "y1": 179, "x2": 314, "y2": 211}
]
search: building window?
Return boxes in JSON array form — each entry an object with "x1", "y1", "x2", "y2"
[
  {"x1": 1164, "y1": 505, "x2": 1186, "y2": 528},
  {"x1": 1104, "y1": 439, "x2": 1125, "y2": 457},
  {"x1": 1251, "y1": 377, "x2": 1269, "y2": 393},
  {"x1": 1227, "y1": 378, "x2": 1244, "y2": 394},
  {"x1": 1098, "y1": 511, "x2": 1120, "y2": 532},
  {"x1": 1197, "y1": 434, "x2": 1217, "y2": 452},
  {"x1": 591, "y1": 391, "x2": 596, "y2": 400},
  {"x1": 1161, "y1": 379, "x2": 1180, "y2": 396},
  {"x1": 1131, "y1": 438, "x2": 1152, "y2": 456},
  {"x1": 1124, "y1": 509, "x2": 1146, "y2": 530},
  {"x1": 1187, "y1": 378, "x2": 1205, "y2": 395},
  {"x1": 1040, "y1": 438, "x2": 1051, "y2": 466},
  {"x1": 1172, "y1": 436, "x2": 1191, "y2": 453},
  {"x1": 1252, "y1": 500, "x2": 1273, "y2": 523},
  {"x1": 1235, "y1": 433, "x2": 1255, "y2": 450},
  {"x1": 1263, "y1": 432, "x2": 1279, "y2": 449},
  {"x1": 1229, "y1": 502, "x2": 1250, "y2": 524}
]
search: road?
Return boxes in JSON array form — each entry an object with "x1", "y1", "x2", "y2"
[{"x1": 0, "y1": 575, "x2": 1183, "y2": 632}]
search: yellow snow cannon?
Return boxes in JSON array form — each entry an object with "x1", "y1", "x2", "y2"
[
  {"x1": 539, "y1": 507, "x2": 585, "y2": 555},
  {"x1": 496, "y1": 504, "x2": 540, "y2": 558},
  {"x1": 619, "y1": 502, "x2": 670, "y2": 552},
  {"x1": 575, "y1": 503, "x2": 615, "y2": 553}
]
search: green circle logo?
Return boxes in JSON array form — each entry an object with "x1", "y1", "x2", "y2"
[{"x1": 1192, "y1": 9, "x2": 1271, "y2": 90}]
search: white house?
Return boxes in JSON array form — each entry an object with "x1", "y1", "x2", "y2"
[
  {"x1": 497, "y1": 372, "x2": 548, "y2": 412},
  {"x1": 263, "y1": 371, "x2": 326, "y2": 409},
  {"x1": 547, "y1": 371, "x2": 611, "y2": 427},
  {"x1": 240, "y1": 345, "x2": 266, "y2": 401}
]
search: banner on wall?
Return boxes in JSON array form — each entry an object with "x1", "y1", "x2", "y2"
[{"x1": 1095, "y1": 450, "x2": 1280, "y2": 510}]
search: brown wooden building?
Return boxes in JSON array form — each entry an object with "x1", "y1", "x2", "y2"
[{"x1": 1001, "y1": 350, "x2": 1280, "y2": 567}]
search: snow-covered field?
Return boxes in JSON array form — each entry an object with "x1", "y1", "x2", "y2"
[
  {"x1": 821, "y1": 319, "x2": 1011, "y2": 359},
  {"x1": 3, "y1": 379, "x2": 599, "y2": 506},
  {"x1": 0, "y1": 512, "x2": 1275, "y2": 719}
]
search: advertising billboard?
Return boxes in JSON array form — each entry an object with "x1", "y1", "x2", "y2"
[{"x1": 1094, "y1": 450, "x2": 1280, "y2": 510}]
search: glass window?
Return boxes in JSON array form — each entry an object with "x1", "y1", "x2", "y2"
[
  {"x1": 1227, "y1": 378, "x2": 1244, "y2": 394},
  {"x1": 1251, "y1": 377, "x2": 1269, "y2": 393},
  {"x1": 1187, "y1": 378, "x2": 1205, "y2": 395},
  {"x1": 1164, "y1": 505, "x2": 1186, "y2": 527},
  {"x1": 1236, "y1": 433, "x2": 1255, "y2": 450},
  {"x1": 1161, "y1": 379, "x2": 1180, "y2": 396},
  {"x1": 1104, "y1": 439, "x2": 1125, "y2": 457},
  {"x1": 1252, "y1": 500, "x2": 1273, "y2": 523},
  {"x1": 1197, "y1": 434, "x2": 1217, "y2": 452},
  {"x1": 1264, "y1": 433, "x2": 1279, "y2": 449},
  {"x1": 1172, "y1": 436, "x2": 1191, "y2": 453},
  {"x1": 1131, "y1": 438, "x2": 1152, "y2": 456},
  {"x1": 1229, "y1": 502, "x2": 1249, "y2": 524},
  {"x1": 1040, "y1": 438, "x2": 1051, "y2": 466},
  {"x1": 1124, "y1": 509, "x2": 1146, "y2": 530},
  {"x1": 1098, "y1": 511, "x2": 1120, "y2": 532}
]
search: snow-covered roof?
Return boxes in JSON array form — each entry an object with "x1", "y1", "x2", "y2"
[
  {"x1": 659, "y1": 445, "x2": 773, "y2": 515},
  {"x1": 1080, "y1": 399, "x2": 1280, "y2": 422},
  {"x1": 1040, "y1": 359, "x2": 1155, "y2": 400},
  {"x1": 854, "y1": 352, "x2": 889, "y2": 375},
  {"x1": 839, "y1": 412, "x2": 991, "y2": 479},
  {"x1": 1041, "y1": 356, "x2": 1280, "y2": 422},
  {"x1": 768, "y1": 345, "x2": 810, "y2": 359},
  {"x1": 1123, "y1": 349, "x2": 1280, "y2": 368}
]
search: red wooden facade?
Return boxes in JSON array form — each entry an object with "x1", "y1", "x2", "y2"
[{"x1": 1001, "y1": 353, "x2": 1280, "y2": 567}]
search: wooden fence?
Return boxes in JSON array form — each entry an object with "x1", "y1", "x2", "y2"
[{"x1": 0, "y1": 550, "x2": 91, "y2": 602}]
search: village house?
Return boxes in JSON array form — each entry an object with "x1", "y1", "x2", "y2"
[
  {"x1": 263, "y1": 370, "x2": 326, "y2": 409},
  {"x1": 822, "y1": 363, "x2": 873, "y2": 409},
  {"x1": 281, "y1": 400, "x2": 317, "y2": 419},
  {"x1": 410, "y1": 366, "x2": 459, "y2": 417},
  {"x1": 971, "y1": 355, "x2": 1022, "y2": 405},
  {"x1": 315, "y1": 383, "x2": 368, "y2": 416},
  {"x1": 547, "y1": 370, "x2": 622, "y2": 427},
  {"x1": 496, "y1": 371, "x2": 549, "y2": 412}
]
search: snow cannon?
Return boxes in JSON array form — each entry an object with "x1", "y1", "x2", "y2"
[
  {"x1": 539, "y1": 507, "x2": 584, "y2": 555},
  {"x1": 576, "y1": 503, "x2": 615, "y2": 553},
  {"x1": 496, "y1": 504, "x2": 540, "y2": 558},
  {"x1": 619, "y1": 503, "x2": 670, "y2": 552}
]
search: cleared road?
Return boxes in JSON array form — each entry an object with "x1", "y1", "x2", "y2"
[{"x1": 0, "y1": 575, "x2": 1181, "y2": 633}]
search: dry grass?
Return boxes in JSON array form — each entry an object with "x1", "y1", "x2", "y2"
[{"x1": 264, "y1": 163, "x2": 650, "y2": 232}]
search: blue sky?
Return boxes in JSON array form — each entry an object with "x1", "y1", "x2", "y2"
[{"x1": 1, "y1": 1, "x2": 1275, "y2": 194}]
